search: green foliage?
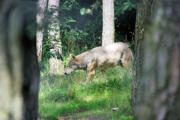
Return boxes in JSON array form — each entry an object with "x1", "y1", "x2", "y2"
[
  {"x1": 42, "y1": 0, "x2": 136, "y2": 59},
  {"x1": 61, "y1": 28, "x2": 89, "y2": 56},
  {"x1": 121, "y1": 1, "x2": 136, "y2": 12},
  {"x1": 115, "y1": 0, "x2": 136, "y2": 20},
  {"x1": 60, "y1": 0, "x2": 79, "y2": 11},
  {"x1": 39, "y1": 65, "x2": 133, "y2": 120},
  {"x1": 80, "y1": 8, "x2": 86, "y2": 15}
]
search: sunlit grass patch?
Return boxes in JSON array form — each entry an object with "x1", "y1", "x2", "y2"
[
  {"x1": 39, "y1": 66, "x2": 133, "y2": 120},
  {"x1": 39, "y1": 98, "x2": 107, "y2": 119}
]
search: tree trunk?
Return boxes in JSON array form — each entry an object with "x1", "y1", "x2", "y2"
[
  {"x1": 0, "y1": 0, "x2": 39, "y2": 120},
  {"x1": 36, "y1": 0, "x2": 48, "y2": 62},
  {"x1": 102, "y1": 0, "x2": 114, "y2": 46},
  {"x1": 47, "y1": 0, "x2": 64, "y2": 75},
  {"x1": 133, "y1": 0, "x2": 180, "y2": 119},
  {"x1": 132, "y1": 0, "x2": 154, "y2": 115},
  {"x1": 21, "y1": 0, "x2": 40, "y2": 119},
  {"x1": 0, "y1": 2, "x2": 23, "y2": 120},
  {"x1": 47, "y1": 0, "x2": 61, "y2": 56}
]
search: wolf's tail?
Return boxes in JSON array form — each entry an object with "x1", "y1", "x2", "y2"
[
  {"x1": 130, "y1": 49, "x2": 134, "y2": 62},
  {"x1": 127, "y1": 48, "x2": 134, "y2": 73}
]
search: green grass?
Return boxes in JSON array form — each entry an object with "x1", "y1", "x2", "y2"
[{"x1": 39, "y1": 66, "x2": 133, "y2": 120}]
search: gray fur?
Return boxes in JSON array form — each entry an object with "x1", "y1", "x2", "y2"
[{"x1": 65, "y1": 42, "x2": 133, "y2": 81}]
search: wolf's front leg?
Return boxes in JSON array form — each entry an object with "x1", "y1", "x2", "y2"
[
  {"x1": 101, "y1": 70, "x2": 107, "y2": 83},
  {"x1": 86, "y1": 61, "x2": 96, "y2": 83},
  {"x1": 86, "y1": 70, "x2": 95, "y2": 82}
]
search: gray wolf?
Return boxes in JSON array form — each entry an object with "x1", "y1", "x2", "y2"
[{"x1": 64, "y1": 42, "x2": 133, "y2": 82}]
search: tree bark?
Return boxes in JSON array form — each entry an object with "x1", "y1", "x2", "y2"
[
  {"x1": 47, "y1": 0, "x2": 61, "y2": 56},
  {"x1": 0, "y1": 1, "x2": 23, "y2": 120},
  {"x1": 132, "y1": 0, "x2": 154, "y2": 115},
  {"x1": 133, "y1": 0, "x2": 180, "y2": 119},
  {"x1": 21, "y1": 1, "x2": 40, "y2": 119},
  {"x1": 36, "y1": 0, "x2": 48, "y2": 62},
  {"x1": 47, "y1": 0, "x2": 64, "y2": 75},
  {"x1": 0, "y1": 0, "x2": 39, "y2": 120},
  {"x1": 102, "y1": 0, "x2": 114, "y2": 46}
]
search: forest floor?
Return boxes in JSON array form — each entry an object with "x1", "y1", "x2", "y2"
[{"x1": 39, "y1": 66, "x2": 133, "y2": 120}]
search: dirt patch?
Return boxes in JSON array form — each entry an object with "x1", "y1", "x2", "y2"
[{"x1": 58, "y1": 111, "x2": 112, "y2": 120}]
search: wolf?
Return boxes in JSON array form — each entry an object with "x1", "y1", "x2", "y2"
[{"x1": 64, "y1": 42, "x2": 133, "y2": 82}]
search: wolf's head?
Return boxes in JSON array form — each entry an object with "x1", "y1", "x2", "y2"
[{"x1": 64, "y1": 54, "x2": 79, "y2": 75}]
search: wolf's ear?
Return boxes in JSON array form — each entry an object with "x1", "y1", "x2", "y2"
[{"x1": 70, "y1": 54, "x2": 75, "y2": 59}]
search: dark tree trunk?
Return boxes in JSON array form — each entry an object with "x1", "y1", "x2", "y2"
[
  {"x1": 132, "y1": 0, "x2": 154, "y2": 115},
  {"x1": 133, "y1": 0, "x2": 180, "y2": 119},
  {"x1": 0, "y1": 0, "x2": 39, "y2": 120},
  {"x1": 21, "y1": 1, "x2": 40, "y2": 119}
]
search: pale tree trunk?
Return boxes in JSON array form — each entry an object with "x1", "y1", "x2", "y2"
[
  {"x1": 102, "y1": 0, "x2": 115, "y2": 46},
  {"x1": 133, "y1": 0, "x2": 180, "y2": 119},
  {"x1": 0, "y1": 0, "x2": 39, "y2": 120},
  {"x1": 48, "y1": 0, "x2": 64, "y2": 75},
  {"x1": 0, "y1": 1, "x2": 23, "y2": 120},
  {"x1": 36, "y1": 0, "x2": 48, "y2": 62}
]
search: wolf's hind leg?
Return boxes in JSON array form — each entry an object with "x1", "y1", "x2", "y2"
[
  {"x1": 122, "y1": 59, "x2": 133, "y2": 75},
  {"x1": 121, "y1": 60, "x2": 130, "y2": 71}
]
